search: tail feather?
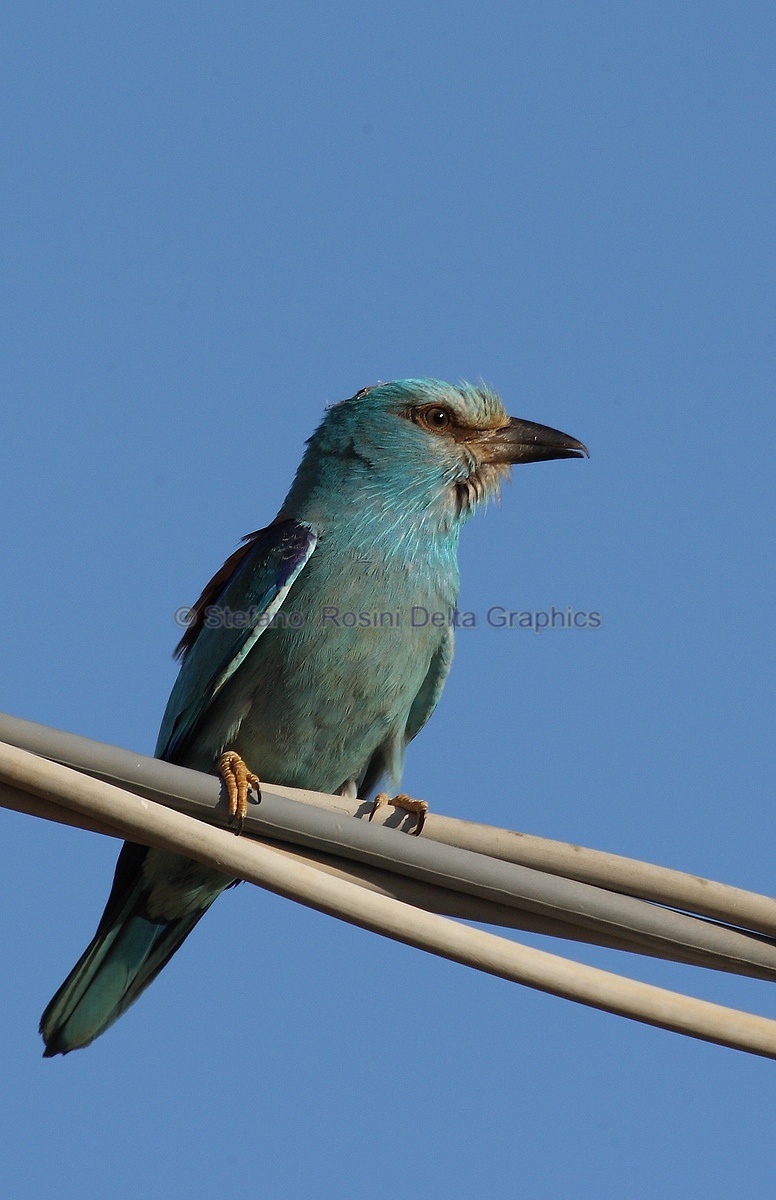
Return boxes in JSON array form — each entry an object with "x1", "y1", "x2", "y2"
[{"x1": 40, "y1": 845, "x2": 211, "y2": 1056}]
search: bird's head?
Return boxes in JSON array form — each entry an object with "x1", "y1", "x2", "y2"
[{"x1": 284, "y1": 379, "x2": 587, "y2": 535}]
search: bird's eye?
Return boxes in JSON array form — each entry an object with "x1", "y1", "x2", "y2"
[{"x1": 415, "y1": 405, "x2": 452, "y2": 433}]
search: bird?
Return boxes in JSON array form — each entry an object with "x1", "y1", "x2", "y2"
[{"x1": 40, "y1": 378, "x2": 587, "y2": 1055}]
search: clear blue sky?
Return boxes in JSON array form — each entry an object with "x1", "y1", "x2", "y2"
[{"x1": 2, "y1": 4, "x2": 775, "y2": 1197}]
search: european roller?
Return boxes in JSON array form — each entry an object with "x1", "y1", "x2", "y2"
[{"x1": 40, "y1": 379, "x2": 586, "y2": 1055}]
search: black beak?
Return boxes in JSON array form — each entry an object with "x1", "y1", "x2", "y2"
[{"x1": 479, "y1": 417, "x2": 589, "y2": 465}]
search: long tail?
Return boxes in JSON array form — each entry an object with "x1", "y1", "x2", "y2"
[{"x1": 40, "y1": 843, "x2": 212, "y2": 1056}]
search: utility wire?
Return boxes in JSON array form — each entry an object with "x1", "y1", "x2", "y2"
[{"x1": 2, "y1": 713, "x2": 776, "y2": 1058}]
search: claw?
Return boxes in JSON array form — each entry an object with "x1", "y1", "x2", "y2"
[
  {"x1": 218, "y1": 751, "x2": 261, "y2": 833},
  {"x1": 369, "y1": 791, "x2": 428, "y2": 836}
]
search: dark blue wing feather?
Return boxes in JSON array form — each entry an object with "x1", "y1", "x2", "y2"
[{"x1": 155, "y1": 518, "x2": 316, "y2": 762}]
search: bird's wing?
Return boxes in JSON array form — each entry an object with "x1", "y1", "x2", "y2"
[
  {"x1": 155, "y1": 518, "x2": 317, "y2": 762},
  {"x1": 404, "y1": 624, "x2": 455, "y2": 743}
]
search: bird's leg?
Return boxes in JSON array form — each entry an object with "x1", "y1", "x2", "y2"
[
  {"x1": 369, "y1": 792, "x2": 428, "y2": 836},
  {"x1": 218, "y1": 751, "x2": 261, "y2": 834}
]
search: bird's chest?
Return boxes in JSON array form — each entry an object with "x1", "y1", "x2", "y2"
[
  {"x1": 304, "y1": 546, "x2": 452, "y2": 620},
  {"x1": 269, "y1": 549, "x2": 452, "y2": 695},
  {"x1": 219, "y1": 548, "x2": 454, "y2": 789}
]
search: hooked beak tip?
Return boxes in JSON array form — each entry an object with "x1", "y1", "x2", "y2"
[{"x1": 483, "y1": 418, "x2": 589, "y2": 466}]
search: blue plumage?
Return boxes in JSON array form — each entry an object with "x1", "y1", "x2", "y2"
[
  {"x1": 40, "y1": 379, "x2": 586, "y2": 1054},
  {"x1": 158, "y1": 519, "x2": 317, "y2": 763}
]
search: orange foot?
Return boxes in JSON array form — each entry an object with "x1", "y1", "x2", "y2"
[
  {"x1": 218, "y1": 751, "x2": 261, "y2": 833},
  {"x1": 369, "y1": 791, "x2": 428, "y2": 836}
]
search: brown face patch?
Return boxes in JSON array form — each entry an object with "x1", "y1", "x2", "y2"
[
  {"x1": 403, "y1": 402, "x2": 511, "y2": 441},
  {"x1": 455, "y1": 462, "x2": 510, "y2": 515}
]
